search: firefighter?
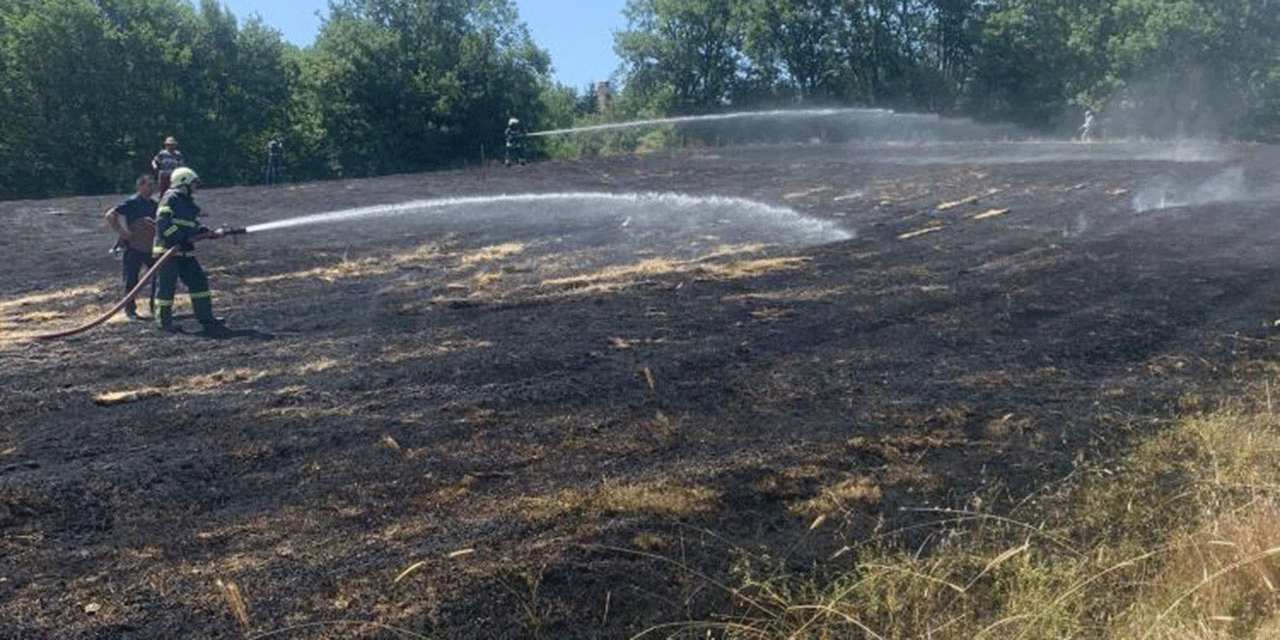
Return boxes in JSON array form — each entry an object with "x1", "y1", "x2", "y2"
[
  {"x1": 104, "y1": 174, "x2": 158, "y2": 319},
  {"x1": 264, "y1": 136, "x2": 283, "y2": 185},
  {"x1": 152, "y1": 167, "x2": 228, "y2": 335},
  {"x1": 1079, "y1": 109, "x2": 1096, "y2": 142},
  {"x1": 504, "y1": 118, "x2": 525, "y2": 166}
]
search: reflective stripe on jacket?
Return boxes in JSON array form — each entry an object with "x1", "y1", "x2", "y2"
[{"x1": 153, "y1": 189, "x2": 204, "y2": 257}]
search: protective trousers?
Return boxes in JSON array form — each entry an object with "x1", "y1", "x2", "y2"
[
  {"x1": 505, "y1": 141, "x2": 525, "y2": 166},
  {"x1": 154, "y1": 255, "x2": 216, "y2": 328},
  {"x1": 265, "y1": 158, "x2": 281, "y2": 185},
  {"x1": 121, "y1": 247, "x2": 156, "y2": 316}
]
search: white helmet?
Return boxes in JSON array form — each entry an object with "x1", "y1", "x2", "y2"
[
  {"x1": 170, "y1": 167, "x2": 198, "y2": 190},
  {"x1": 508, "y1": 118, "x2": 519, "y2": 126}
]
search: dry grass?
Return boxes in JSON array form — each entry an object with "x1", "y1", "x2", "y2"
[
  {"x1": 513, "y1": 477, "x2": 720, "y2": 524},
  {"x1": 240, "y1": 242, "x2": 448, "y2": 288},
  {"x1": 542, "y1": 243, "x2": 808, "y2": 291},
  {"x1": 454, "y1": 242, "x2": 525, "y2": 268},
  {"x1": 0, "y1": 285, "x2": 101, "y2": 313},
  {"x1": 378, "y1": 339, "x2": 494, "y2": 364},
  {"x1": 0, "y1": 284, "x2": 115, "y2": 344},
  {"x1": 92, "y1": 388, "x2": 164, "y2": 406},
  {"x1": 293, "y1": 358, "x2": 344, "y2": 374},
  {"x1": 94, "y1": 367, "x2": 272, "y2": 405},
  {"x1": 789, "y1": 476, "x2": 884, "y2": 521},
  {"x1": 668, "y1": 375, "x2": 1280, "y2": 639},
  {"x1": 724, "y1": 286, "x2": 850, "y2": 303},
  {"x1": 240, "y1": 257, "x2": 385, "y2": 285}
]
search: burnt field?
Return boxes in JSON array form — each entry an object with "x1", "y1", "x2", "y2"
[{"x1": 2, "y1": 140, "x2": 1280, "y2": 638}]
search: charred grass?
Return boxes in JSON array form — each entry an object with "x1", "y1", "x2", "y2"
[{"x1": 5, "y1": 143, "x2": 1280, "y2": 638}]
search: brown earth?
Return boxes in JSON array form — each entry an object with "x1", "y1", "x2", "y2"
[{"x1": 2, "y1": 140, "x2": 1280, "y2": 639}]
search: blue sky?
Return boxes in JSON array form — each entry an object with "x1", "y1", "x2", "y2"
[{"x1": 219, "y1": 0, "x2": 627, "y2": 89}]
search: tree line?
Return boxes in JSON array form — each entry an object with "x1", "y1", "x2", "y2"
[
  {"x1": 2, "y1": 0, "x2": 1278, "y2": 200},
  {"x1": 613, "y1": 0, "x2": 1280, "y2": 140},
  {"x1": 0, "y1": 0, "x2": 554, "y2": 199}
]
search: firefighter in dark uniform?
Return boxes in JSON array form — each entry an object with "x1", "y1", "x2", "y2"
[
  {"x1": 152, "y1": 167, "x2": 228, "y2": 335},
  {"x1": 104, "y1": 174, "x2": 158, "y2": 319},
  {"x1": 265, "y1": 136, "x2": 283, "y2": 185},
  {"x1": 504, "y1": 118, "x2": 525, "y2": 166}
]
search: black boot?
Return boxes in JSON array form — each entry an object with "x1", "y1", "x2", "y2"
[{"x1": 155, "y1": 305, "x2": 179, "y2": 332}]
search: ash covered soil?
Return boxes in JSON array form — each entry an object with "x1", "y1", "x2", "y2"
[{"x1": 3, "y1": 140, "x2": 1280, "y2": 638}]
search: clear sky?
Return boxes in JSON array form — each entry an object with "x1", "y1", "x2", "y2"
[{"x1": 218, "y1": 0, "x2": 627, "y2": 89}]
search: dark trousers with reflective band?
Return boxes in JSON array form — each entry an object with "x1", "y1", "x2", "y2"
[
  {"x1": 505, "y1": 142, "x2": 524, "y2": 165},
  {"x1": 154, "y1": 255, "x2": 216, "y2": 328},
  {"x1": 121, "y1": 247, "x2": 156, "y2": 315}
]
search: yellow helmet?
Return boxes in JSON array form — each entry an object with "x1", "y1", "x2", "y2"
[{"x1": 169, "y1": 167, "x2": 198, "y2": 189}]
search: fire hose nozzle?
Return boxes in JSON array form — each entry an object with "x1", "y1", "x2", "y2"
[{"x1": 216, "y1": 226, "x2": 248, "y2": 237}]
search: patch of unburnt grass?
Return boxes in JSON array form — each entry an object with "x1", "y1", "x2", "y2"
[
  {"x1": 540, "y1": 245, "x2": 807, "y2": 292},
  {"x1": 239, "y1": 256, "x2": 385, "y2": 286},
  {"x1": 649, "y1": 374, "x2": 1280, "y2": 639},
  {"x1": 512, "y1": 477, "x2": 720, "y2": 525}
]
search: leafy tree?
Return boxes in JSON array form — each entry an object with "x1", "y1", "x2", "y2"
[
  {"x1": 6, "y1": 0, "x2": 1280, "y2": 200},
  {"x1": 966, "y1": 1, "x2": 1080, "y2": 129},
  {"x1": 740, "y1": 0, "x2": 840, "y2": 101},
  {"x1": 616, "y1": 0, "x2": 746, "y2": 112},
  {"x1": 303, "y1": 0, "x2": 549, "y2": 177}
]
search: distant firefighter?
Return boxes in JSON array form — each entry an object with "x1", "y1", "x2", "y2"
[
  {"x1": 151, "y1": 136, "x2": 187, "y2": 194},
  {"x1": 1079, "y1": 110, "x2": 1096, "y2": 142},
  {"x1": 265, "y1": 136, "x2": 283, "y2": 186},
  {"x1": 505, "y1": 118, "x2": 526, "y2": 166}
]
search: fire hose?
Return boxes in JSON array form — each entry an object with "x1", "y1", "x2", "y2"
[{"x1": 31, "y1": 227, "x2": 246, "y2": 341}]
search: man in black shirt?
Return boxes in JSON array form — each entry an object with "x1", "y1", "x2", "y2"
[{"x1": 105, "y1": 175, "x2": 158, "y2": 319}]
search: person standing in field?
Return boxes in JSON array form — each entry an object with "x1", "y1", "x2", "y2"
[
  {"x1": 265, "y1": 136, "x2": 283, "y2": 186},
  {"x1": 504, "y1": 118, "x2": 526, "y2": 166},
  {"x1": 104, "y1": 174, "x2": 158, "y2": 320},
  {"x1": 1079, "y1": 110, "x2": 1096, "y2": 142},
  {"x1": 152, "y1": 167, "x2": 228, "y2": 335},
  {"x1": 151, "y1": 136, "x2": 187, "y2": 194}
]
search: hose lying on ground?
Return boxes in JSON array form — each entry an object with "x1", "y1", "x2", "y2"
[
  {"x1": 31, "y1": 227, "x2": 247, "y2": 341},
  {"x1": 31, "y1": 246, "x2": 182, "y2": 341}
]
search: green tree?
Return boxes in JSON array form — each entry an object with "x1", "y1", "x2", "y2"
[
  {"x1": 303, "y1": 0, "x2": 549, "y2": 177},
  {"x1": 616, "y1": 0, "x2": 746, "y2": 112},
  {"x1": 740, "y1": 0, "x2": 840, "y2": 101},
  {"x1": 966, "y1": 1, "x2": 1080, "y2": 129}
]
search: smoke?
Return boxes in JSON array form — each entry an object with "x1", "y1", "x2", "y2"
[
  {"x1": 1132, "y1": 166, "x2": 1248, "y2": 212},
  {"x1": 1096, "y1": 70, "x2": 1240, "y2": 141}
]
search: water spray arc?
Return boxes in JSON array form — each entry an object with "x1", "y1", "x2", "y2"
[
  {"x1": 32, "y1": 189, "x2": 848, "y2": 341},
  {"x1": 243, "y1": 191, "x2": 849, "y2": 242},
  {"x1": 526, "y1": 107, "x2": 894, "y2": 137}
]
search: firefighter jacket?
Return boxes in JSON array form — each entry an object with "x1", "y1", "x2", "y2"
[
  {"x1": 153, "y1": 189, "x2": 208, "y2": 257},
  {"x1": 505, "y1": 125, "x2": 523, "y2": 147}
]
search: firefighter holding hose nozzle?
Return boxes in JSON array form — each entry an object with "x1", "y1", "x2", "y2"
[
  {"x1": 505, "y1": 118, "x2": 526, "y2": 166},
  {"x1": 152, "y1": 167, "x2": 231, "y2": 336}
]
